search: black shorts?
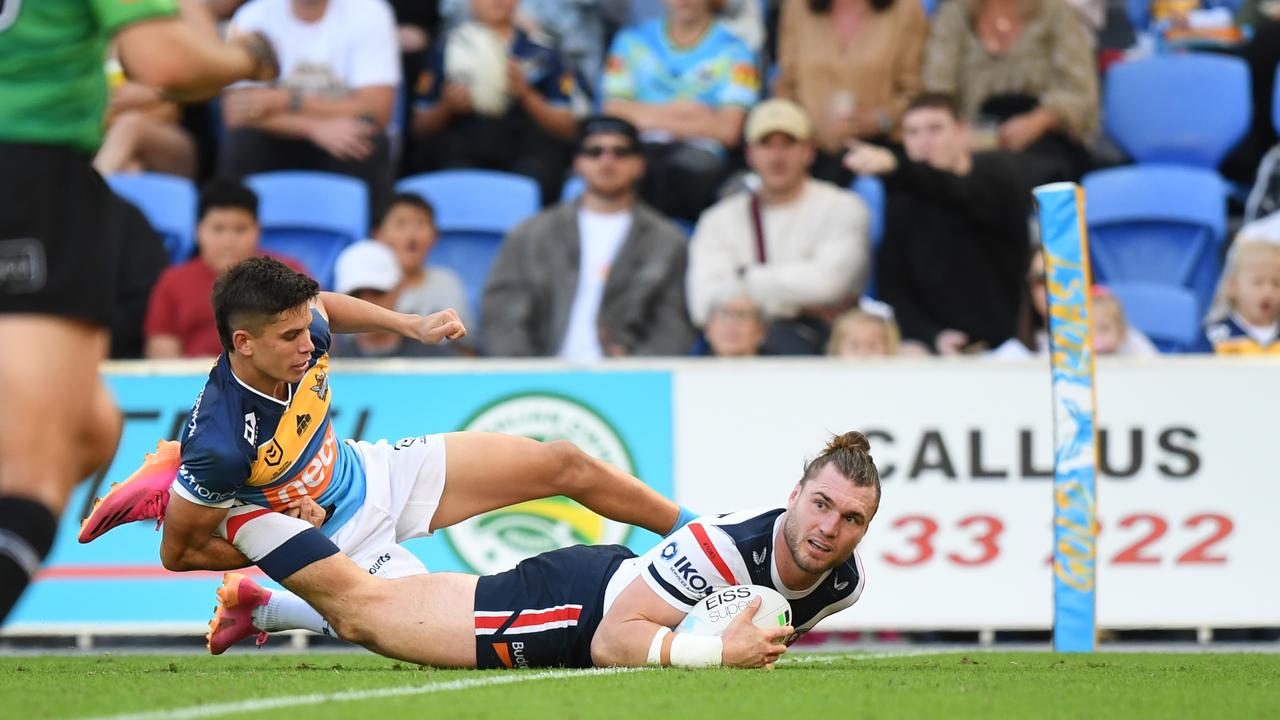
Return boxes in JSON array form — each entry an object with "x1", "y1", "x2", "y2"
[
  {"x1": 0, "y1": 143, "x2": 122, "y2": 326},
  {"x1": 473, "y1": 544, "x2": 637, "y2": 670}
]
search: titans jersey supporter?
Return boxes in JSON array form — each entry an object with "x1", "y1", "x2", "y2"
[
  {"x1": 602, "y1": 20, "x2": 759, "y2": 129},
  {"x1": 176, "y1": 308, "x2": 367, "y2": 535},
  {"x1": 1205, "y1": 315, "x2": 1280, "y2": 355}
]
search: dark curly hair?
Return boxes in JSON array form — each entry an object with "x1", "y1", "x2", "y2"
[{"x1": 212, "y1": 256, "x2": 319, "y2": 351}]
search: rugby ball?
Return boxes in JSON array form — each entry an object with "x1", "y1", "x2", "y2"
[{"x1": 676, "y1": 585, "x2": 792, "y2": 637}]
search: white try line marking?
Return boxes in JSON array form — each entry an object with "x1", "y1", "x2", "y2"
[
  {"x1": 79, "y1": 666, "x2": 646, "y2": 720},
  {"x1": 780, "y1": 649, "x2": 974, "y2": 665}
]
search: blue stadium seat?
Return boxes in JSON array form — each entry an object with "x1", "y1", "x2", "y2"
[
  {"x1": 1103, "y1": 54, "x2": 1250, "y2": 169},
  {"x1": 1108, "y1": 281, "x2": 1202, "y2": 353},
  {"x1": 396, "y1": 170, "x2": 541, "y2": 315},
  {"x1": 561, "y1": 175, "x2": 586, "y2": 202},
  {"x1": 245, "y1": 171, "x2": 368, "y2": 290},
  {"x1": 850, "y1": 174, "x2": 885, "y2": 298},
  {"x1": 106, "y1": 173, "x2": 197, "y2": 263},
  {"x1": 1082, "y1": 164, "x2": 1227, "y2": 313}
]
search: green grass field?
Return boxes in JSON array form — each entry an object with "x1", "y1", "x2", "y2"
[{"x1": 2, "y1": 651, "x2": 1276, "y2": 720}]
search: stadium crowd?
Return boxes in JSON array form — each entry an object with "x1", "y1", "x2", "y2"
[{"x1": 106, "y1": 0, "x2": 1280, "y2": 361}]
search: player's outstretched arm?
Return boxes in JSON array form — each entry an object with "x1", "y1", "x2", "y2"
[
  {"x1": 113, "y1": 2, "x2": 277, "y2": 101},
  {"x1": 592, "y1": 579, "x2": 791, "y2": 669},
  {"x1": 160, "y1": 494, "x2": 253, "y2": 572},
  {"x1": 316, "y1": 292, "x2": 466, "y2": 344}
]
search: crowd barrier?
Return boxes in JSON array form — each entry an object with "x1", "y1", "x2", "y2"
[{"x1": 6, "y1": 357, "x2": 1277, "y2": 634}]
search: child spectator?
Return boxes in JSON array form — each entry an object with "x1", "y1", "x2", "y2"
[
  {"x1": 993, "y1": 252, "x2": 1157, "y2": 358},
  {"x1": 373, "y1": 194, "x2": 475, "y2": 332},
  {"x1": 1090, "y1": 286, "x2": 1157, "y2": 356},
  {"x1": 331, "y1": 241, "x2": 449, "y2": 358},
  {"x1": 826, "y1": 300, "x2": 900, "y2": 358},
  {"x1": 143, "y1": 179, "x2": 306, "y2": 359},
  {"x1": 704, "y1": 295, "x2": 767, "y2": 357},
  {"x1": 1204, "y1": 240, "x2": 1280, "y2": 354}
]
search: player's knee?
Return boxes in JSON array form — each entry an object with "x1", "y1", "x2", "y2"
[
  {"x1": 327, "y1": 614, "x2": 373, "y2": 646},
  {"x1": 325, "y1": 598, "x2": 384, "y2": 648},
  {"x1": 545, "y1": 439, "x2": 593, "y2": 495}
]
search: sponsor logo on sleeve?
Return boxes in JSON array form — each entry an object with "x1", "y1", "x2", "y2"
[{"x1": 178, "y1": 465, "x2": 237, "y2": 503}]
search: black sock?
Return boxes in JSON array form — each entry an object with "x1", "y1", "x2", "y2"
[{"x1": 0, "y1": 497, "x2": 58, "y2": 625}]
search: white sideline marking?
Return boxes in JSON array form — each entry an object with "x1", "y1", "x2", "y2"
[{"x1": 79, "y1": 667, "x2": 645, "y2": 720}]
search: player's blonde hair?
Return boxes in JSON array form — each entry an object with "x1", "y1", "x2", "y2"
[{"x1": 800, "y1": 432, "x2": 881, "y2": 503}]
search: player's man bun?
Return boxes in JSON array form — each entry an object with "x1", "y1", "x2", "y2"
[
  {"x1": 801, "y1": 431, "x2": 880, "y2": 503},
  {"x1": 824, "y1": 431, "x2": 871, "y2": 455}
]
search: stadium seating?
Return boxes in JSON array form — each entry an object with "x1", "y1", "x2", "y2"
[
  {"x1": 106, "y1": 172, "x2": 197, "y2": 263},
  {"x1": 561, "y1": 175, "x2": 586, "y2": 202},
  {"x1": 245, "y1": 171, "x2": 368, "y2": 290},
  {"x1": 1082, "y1": 164, "x2": 1227, "y2": 314},
  {"x1": 850, "y1": 174, "x2": 885, "y2": 298},
  {"x1": 1103, "y1": 54, "x2": 1251, "y2": 169},
  {"x1": 395, "y1": 170, "x2": 541, "y2": 315},
  {"x1": 1108, "y1": 281, "x2": 1202, "y2": 353}
]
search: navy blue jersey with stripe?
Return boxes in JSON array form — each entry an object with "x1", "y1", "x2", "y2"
[{"x1": 605, "y1": 507, "x2": 866, "y2": 641}]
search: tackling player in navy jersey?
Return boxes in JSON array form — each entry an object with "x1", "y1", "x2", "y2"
[
  {"x1": 81, "y1": 257, "x2": 697, "y2": 651},
  {"x1": 210, "y1": 432, "x2": 880, "y2": 669}
]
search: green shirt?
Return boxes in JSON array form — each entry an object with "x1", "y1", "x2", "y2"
[{"x1": 0, "y1": 0, "x2": 179, "y2": 154}]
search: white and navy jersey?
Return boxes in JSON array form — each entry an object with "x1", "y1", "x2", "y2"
[
  {"x1": 173, "y1": 308, "x2": 366, "y2": 535},
  {"x1": 604, "y1": 507, "x2": 866, "y2": 640}
]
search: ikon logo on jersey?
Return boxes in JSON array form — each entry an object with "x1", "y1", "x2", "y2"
[{"x1": 669, "y1": 555, "x2": 710, "y2": 592}]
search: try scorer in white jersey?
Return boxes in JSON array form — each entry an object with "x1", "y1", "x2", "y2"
[{"x1": 212, "y1": 432, "x2": 881, "y2": 669}]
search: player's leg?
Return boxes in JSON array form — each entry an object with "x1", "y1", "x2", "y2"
[
  {"x1": 283, "y1": 560, "x2": 479, "y2": 667},
  {"x1": 221, "y1": 508, "x2": 477, "y2": 666},
  {"x1": 429, "y1": 432, "x2": 690, "y2": 536},
  {"x1": 0, "y1": 317, "x2": 122, "y2": 621}
]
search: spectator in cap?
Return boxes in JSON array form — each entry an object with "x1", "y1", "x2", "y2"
[
  {"x1": 688, "y1": 99, "x2": 870, "y2": 355},
  {"x1": 482, "y1": 115, "x2": 697, "y2": 359},
  {"x1": 330, "y1": 241, "x2": 450, "y2": 358}
]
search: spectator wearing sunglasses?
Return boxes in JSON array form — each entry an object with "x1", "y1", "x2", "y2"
[{"x1": 481, "y1": 116, "x2": 698, "y2": 359}]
